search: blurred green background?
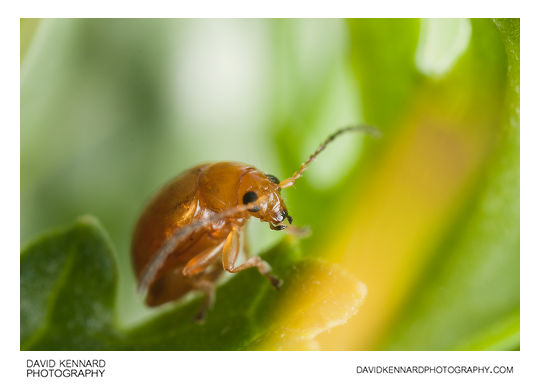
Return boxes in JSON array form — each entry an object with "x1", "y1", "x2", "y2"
[{"x1": 20, "y1": 18, "x2": 519, "y2": 350}]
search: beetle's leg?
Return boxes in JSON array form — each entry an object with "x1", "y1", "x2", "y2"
[
  {"x1": 223, "y1": 227, "x2": 283, "y2": 289},
  {"x1": 139, "y1": 202, "x2": 260, "y2": 294},
  {"x1": 240, "y1": 225, "x2": 283, "y2": 289},
  {"x1": 242, "y1": 224, "x2": 251, "y2": 261},
  {"x1": 191, "y1": 278, "x2": 217, "y2": 323},
  {"x1": 182, "y1": 241, "x2": 225, "y2": 276}
]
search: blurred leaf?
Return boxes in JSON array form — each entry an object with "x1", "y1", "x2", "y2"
[
  {"x1": 20, "y1": 19, "x2": 180, "y2": 325},
  {"x1": 21, "y1": 217, "x2": 118, "y2": 350},
  {"x1": 269, "y1": 20, "x2": 384, "y2": 255},
  {"x1": 457, "y1": 310, "x2": 519, "y2": 351},
  {"x1": 379, "y1": 19, "x2": 519, "y2": 350},
  {"x1": 313, "y1": 18, "x2": 518, "y2": 350},
  {"x1": 347, "y1": 19, "x2": 421, "y2": 131},
  {"x1": 21, "y1": 217, "x2": 363, "y2": 350},
  {"x1": 20, "y1": 19, "x2": 41, "y2": 62}
]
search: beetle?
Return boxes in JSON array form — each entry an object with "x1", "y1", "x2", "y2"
[{"x1": 132, "y1": 125, "x2": 380, "y2": 321}]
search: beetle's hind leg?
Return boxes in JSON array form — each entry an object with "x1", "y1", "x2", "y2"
[
  {"x1": 192, "y1": 277, "x2": 217, "y2": 323},
  {"x1": 223, "y1": 226, "x2": 283, "y2": 289},
  {"x1": 188, "y1": 263, "x2": 224, "y2": 323},
  {"x1": 182, "y1": 245, "x2": 225, "y2": 323}
]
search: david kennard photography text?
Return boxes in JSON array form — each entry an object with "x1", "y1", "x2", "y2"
[{"x1": 26, "y1": 359, "x2": 106, "y2": 378}]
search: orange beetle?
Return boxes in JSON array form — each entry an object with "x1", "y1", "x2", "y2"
[{"x1": 132, "y1": 125, "x2": 379, "y2": 320}]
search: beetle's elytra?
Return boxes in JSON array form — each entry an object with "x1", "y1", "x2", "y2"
[{"x1": 131, "y1": 125, "x2": 380, "y2": 321}]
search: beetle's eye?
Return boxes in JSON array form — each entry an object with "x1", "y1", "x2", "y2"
[
  {"x1": 242, "y1": 191, "x2": 258, "y2": 205},
  {"x1": 265, "y1": 174, "x2": 280, "y2": 184}
]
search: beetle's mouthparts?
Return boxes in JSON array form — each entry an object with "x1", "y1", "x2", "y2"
[
  {"x1": 284, "y1": 211, "x2": 293, "y2": 224},
  {"x1": 276, "y1": 209, "x2": 293, "y2": 224},
  {"x1": 270, "y1": 223, "x2": 287, "y2": 231}
]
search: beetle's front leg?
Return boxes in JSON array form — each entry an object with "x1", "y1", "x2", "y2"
[
  {"x1": 222, "y1": 226, "x2": 282, "y2": 289},
  {"x1": 242, "y1": 224, "x2": 251, "y2": 261}
]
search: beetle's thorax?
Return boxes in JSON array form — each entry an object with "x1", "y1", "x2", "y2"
[
  {"x1": 196, "y1": 162, "x2": 290, "y2": 227},
  {"x1": 197, "y1": 162, "x2": 254, "y2": 212}
]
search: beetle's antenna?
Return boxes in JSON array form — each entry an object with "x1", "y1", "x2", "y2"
[
  {"x1": 137, "y1": 199, "x2": 265, "y2": 294},
  {"x1": 279, "y1": 125, "x2": 381, "y2": 189}
]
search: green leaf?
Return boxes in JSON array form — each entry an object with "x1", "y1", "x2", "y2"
[
  {"x1": 307, "y1": 18, "x2": 519, "y2": 351},
  {"x1": 347, "y1": 19, "x2": 421, "y2": 131},
  {"x1": 121, "y1": 239, "x2": 304, "y2": 351},
  {"x1": 21, "y1": 216, "x2": 119, "y2": 350},
  {"x1": 22, "y1": 216, "x2": 363, "y2": 350},
  {"x1": 376, "y1": 19, "x2": 519, "y2": 350}
]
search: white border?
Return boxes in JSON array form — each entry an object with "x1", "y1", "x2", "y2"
[
  {"x1": 14, "y1": 0, "x2": 523, "y2": 18},
  {"x1": 18, "y1": 351, "x2": 523, "y2": 383},
  {"x1": 3, "y1": 2, "x2": 538, "y2": 383}
]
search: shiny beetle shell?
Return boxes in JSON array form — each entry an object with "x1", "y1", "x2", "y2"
[{"x1": 132, "y1": 162, "x2": 288, "y2": 306}]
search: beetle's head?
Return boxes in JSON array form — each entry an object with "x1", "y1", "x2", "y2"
[
  {"x1": 237, "y1": 126, "x2": 381, "y2": 231},
  {"x1": 238, "y1": 170, "x2": 292, "y2": 231}
]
